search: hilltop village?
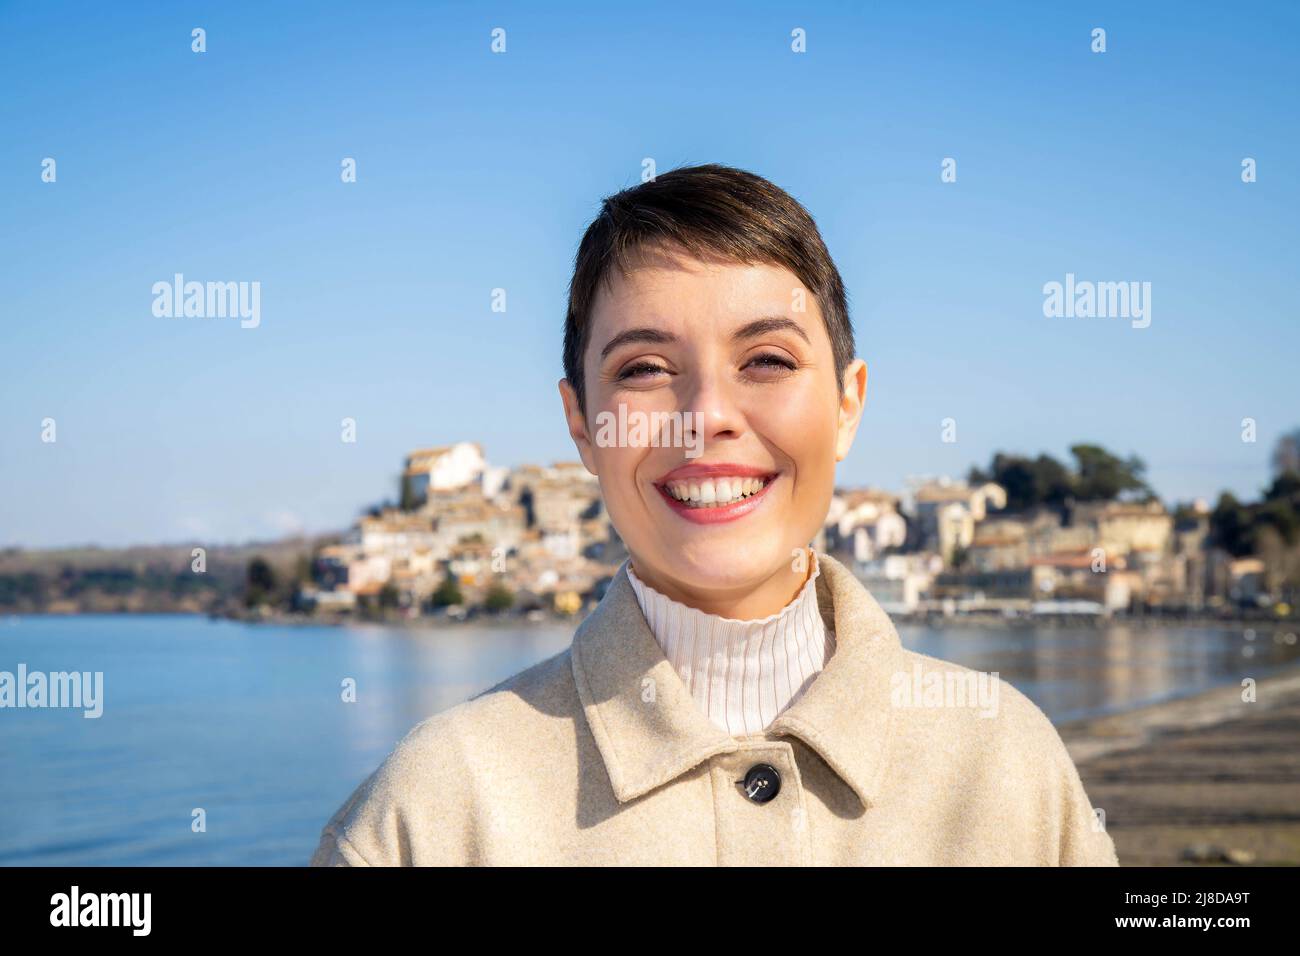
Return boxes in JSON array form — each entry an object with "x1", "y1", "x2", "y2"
[{"x1": 293, "y1": 441, "x2": 1292, "y2": 622}]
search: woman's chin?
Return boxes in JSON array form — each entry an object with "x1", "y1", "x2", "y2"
[{"x1": 657, "y1": 548, "x2": 790, "y2": 594}]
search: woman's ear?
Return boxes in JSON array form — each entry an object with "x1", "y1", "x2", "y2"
[
  {"x1": 558, "y1": 378, "x2": 600, "y2": 477},
  {"x1": 835, "y1": 358, "x2": 868, "y2": 462}
]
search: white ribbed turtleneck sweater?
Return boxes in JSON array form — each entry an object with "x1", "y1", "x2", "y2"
[{"x1": 626, "y1": 551, "x2": 835, "y2": 737}]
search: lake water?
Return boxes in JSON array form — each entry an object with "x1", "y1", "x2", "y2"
[{"x1": 1, "y1": 613, "x2": 1295, "y2": 866}]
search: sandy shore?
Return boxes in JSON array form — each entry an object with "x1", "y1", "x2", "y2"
[{"x1": 1061, "y1": 662, "x2": 1300, "y2": 866}]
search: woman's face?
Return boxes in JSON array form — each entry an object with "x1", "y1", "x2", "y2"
[{"x1": 560, "y1": 243, "x2": 867, "y2": 618}]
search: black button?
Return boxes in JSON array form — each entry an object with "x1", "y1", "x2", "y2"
[{"x1": 738, "y1": 763, "x2": 781, "y2": 803}]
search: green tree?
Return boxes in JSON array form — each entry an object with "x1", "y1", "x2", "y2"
[
  {"x1": 1265, "y1": 470, "x2": 1300, "y2": 502},
  {"x1": 1209, "y1": 492, "x2": 1254, "y2": 557},
  {"x1": 1069, "y1": 444, "x2": 1150, "y2": 501},
  {"x1": 431, "y1": 573, "x2": 463, "y2": 608},
  {"x1": 1210, "y1": 470, "x2": 1300, "y2": 557},
  {"x1": 970, "y1": 452, "x2": 1071, "y2": 511},
  {"x1": 1256, "y1": 500, "x2": 1300, "y2": 547},
  {"x1": 245, "y1": 557, "x2": 277, "y2": 607},
  {"x1": 399, "y1": 475, "x2": 419, "y2": 511},
  {"x1": 1272, "y1": 428, "x2": 1300, "y2": 477},
  {"x1": 484, "y1": 581, "x2": 514, "y2": 613}
]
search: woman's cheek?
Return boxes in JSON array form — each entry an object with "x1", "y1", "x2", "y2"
[
  {"x1": 595, "y1": 441, "x2": 648, "y2": 516},
  {"x1": 749, "y1": 381, "x2": 834, "y2": 464}
]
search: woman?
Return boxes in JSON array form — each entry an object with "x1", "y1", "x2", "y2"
[{"x1": 311, "y1": 164, "x2": 1119, "y2": 866}]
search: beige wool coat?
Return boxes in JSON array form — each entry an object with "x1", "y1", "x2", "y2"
[{"x1": 310, "y1": 552, "x2": 1120, "y2": 866}]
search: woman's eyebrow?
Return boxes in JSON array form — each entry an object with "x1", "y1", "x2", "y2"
[
  {"x1": 599, "y1": 327, "x2": 678, "y2": 360},
  {"x1": 732, "y1": 316, "x2": 811, "y2": 345}
]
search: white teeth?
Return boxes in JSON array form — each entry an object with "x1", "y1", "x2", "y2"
[{"x1": 662, "y1": 475, "x2": 770, "y2": 507}]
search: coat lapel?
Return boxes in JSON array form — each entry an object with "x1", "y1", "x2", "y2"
[
  {"x1": 767, "y1": 552, "x2": 903, "y2": 809},
  {"x1": 570, "y1": 559, "x2": 739, "y2": 802},
  {"x1": 570, "y1": 552, "x2": 903, "y2": 810}
]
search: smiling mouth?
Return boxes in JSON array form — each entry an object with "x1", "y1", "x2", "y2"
[{"x1": 656, "y1": 473, "x2": 777, "y2": 509}]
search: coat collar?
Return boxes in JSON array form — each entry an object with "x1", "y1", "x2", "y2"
[{"x1": 570, "y1": 551, "x2": 903, "y2": 810}]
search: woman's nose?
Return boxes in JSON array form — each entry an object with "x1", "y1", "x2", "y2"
[{"x1": 680, "y1": 371, "x2": 744, "y2": 444}]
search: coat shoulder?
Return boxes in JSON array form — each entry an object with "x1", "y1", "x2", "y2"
[
  {"x1": 891, "y1": 648, "x2": 1050, "y2": 735},
  {"x1": 887, "y1": 647, "x2": 1119, "y2": 865},
  {"x1": 310, "y1": 645, "x2": 580, "y2": 866},
  {"x1": 396, "y1": 642, "x2": 579, "y2": 771},
  {"x1": 889, "y1": 646, "x2": 1086, "y2": 773}
]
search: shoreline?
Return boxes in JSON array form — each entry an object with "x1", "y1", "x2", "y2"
[
  {"x1": 9, "y1": 607, "x2": 1295, "y2": 633},
  {"x1": 1063, "y1": 659, "x2": 1300, "y2": 866}
]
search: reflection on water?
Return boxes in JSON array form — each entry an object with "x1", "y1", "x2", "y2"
[
  {"x1": 0, "y1": 614, "x2": 1294, "y2": 865},
  {"x1": 896, "y1": 621, "x2": 1297, "y2": 724}
]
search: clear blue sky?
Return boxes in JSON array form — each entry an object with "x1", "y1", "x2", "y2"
[{"x1": 2, "y1": 1, "x2": 1296, "y2": 548}]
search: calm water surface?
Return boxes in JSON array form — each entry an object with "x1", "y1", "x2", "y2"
[{"x1": 1, "y1": 613, "x2": 1294, "y2": 865}]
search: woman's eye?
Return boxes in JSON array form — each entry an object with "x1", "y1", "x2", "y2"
[
  {"x1": 616, "y1": 361, "x2": 667, "y2": 381},
  {"x1": 745, "y1": 353, "x2": 797, "y2": 373}
]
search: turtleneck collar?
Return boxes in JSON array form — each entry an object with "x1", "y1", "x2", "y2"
[{"x1": 625, "y1": 551, "x2": 835, "y2": 738}]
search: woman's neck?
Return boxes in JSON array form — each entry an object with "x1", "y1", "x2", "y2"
[
  {"x1": 626, "y1": 548, "x2": 815, "y2": 620},
  {"x1": 625, "y1": 549, "x2": 834, "y2": 736}
]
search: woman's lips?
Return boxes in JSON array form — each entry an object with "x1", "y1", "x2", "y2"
[{"x1": 653, "y1": 473, "x2": 779, "y2": 524}]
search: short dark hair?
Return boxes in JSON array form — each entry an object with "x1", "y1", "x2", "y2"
[{"x1": 563, "y1": 163, "x2": 855, "y2": 413}]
